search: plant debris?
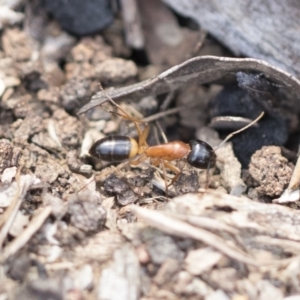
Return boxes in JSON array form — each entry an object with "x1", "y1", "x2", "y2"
[
  {"x1": 1, "y1": 2, "x2": 300, "y2": 300},
  {"x1": 78, "y1": 56, "x2": 300, "y2": 115}
]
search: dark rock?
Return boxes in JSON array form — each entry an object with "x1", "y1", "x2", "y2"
[
  {"x1": 42, "y1": 0, "x2": 114, "y2": 36},
  {"x1": 209, "y1": 74, "x2": 289, "y2": 167},
  {"x1": 68, "y1": 192, "x2": 106, "y2": 233},
  {"x1": 104, "y1": 174, "x2": 139, "y2": 206}
]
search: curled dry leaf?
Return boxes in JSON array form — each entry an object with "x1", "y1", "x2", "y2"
[{"x1": 78, "y1": 56, "x2": 300, "y2": 115}]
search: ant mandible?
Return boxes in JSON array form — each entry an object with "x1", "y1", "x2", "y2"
[{"x1": 89, "y1": 92, "x2": 264, "y2": 190}]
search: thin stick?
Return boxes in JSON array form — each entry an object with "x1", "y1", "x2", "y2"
[
  {"x1": 0, "y1": 169, "x2": 22, "y2": 249},
  {"x1": 1, "y1": 206, "x2": 52, "y2": 262},
  {"x1": 141, "y1": 106, "x2": 182, "y2": 123},
  {"x1": 214, "y1": 111, "x2": 264, "y2": 151},
  {"x1": 160, "y1": 159, "x2": 169, "y2": 196},
  {"x1": 155, "y1": 121, "x2": 168, "y2": 144},
  {"x1": 130, "y1": 205, "x2": 259, "y2": 266},
  {"x1": 127, "y1": 99, "x2": 199, "y2": 127},
  {"x1": 205, "y1": 165, "x2": 210, "y2": 189},
  {"x1": 160, "y1": 91, "x2": 175, "y2": 111}
]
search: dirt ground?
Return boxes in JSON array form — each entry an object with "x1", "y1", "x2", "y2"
[{"x1": 1, "y1": 1, "x2": 300, "y2": 300}]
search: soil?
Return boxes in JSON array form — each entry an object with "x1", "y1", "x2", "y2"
[{"x1": 1, "y1": 1, "x2": 300, "y2": 300}]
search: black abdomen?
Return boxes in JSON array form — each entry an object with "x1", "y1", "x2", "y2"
[{"x1": 89, "y1": 136, "x2": 133, "y2": 162}]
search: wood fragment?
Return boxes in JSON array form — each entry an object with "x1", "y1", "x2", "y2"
[
  {"x1": 1, "y1": 206, "x2": 52, "y2": 262},
  {"x1": 130, "y1": 205, "x2": 259, "y2": 266}
]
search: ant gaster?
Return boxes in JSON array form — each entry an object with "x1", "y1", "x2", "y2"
[{"x1": 89, "y1": 93, "x2": 264, "y2": 190}]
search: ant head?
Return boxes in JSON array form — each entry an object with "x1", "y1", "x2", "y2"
[{"x1": 187, "y1": 140, "x2": 216, "y2": 169}]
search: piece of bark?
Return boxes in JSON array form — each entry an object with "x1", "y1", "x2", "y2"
[{"x1": 162, "y1": 0, "x2": 300, "y2": 77}]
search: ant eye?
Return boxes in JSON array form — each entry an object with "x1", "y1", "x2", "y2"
[{"x1": 187, "y1": 140, "x2": 216, "y2": 169}]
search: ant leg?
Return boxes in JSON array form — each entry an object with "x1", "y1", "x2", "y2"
[
  {"x1": 129, "y1": 154, "x2": 148, "y2": 166},
  {"x1": 107, "y1": 107, "x2": 145, "y2": 137},
  {"x1": 163, "y1": 161, "x2": 181, "y2": 187},
  {"x1": 107, "y1": 109, "x2": 150, "y2": 147},
  {"x1": 205, "y1": 167, "x2": 210, "y2": 189},
  {"x1": 111, "y1": 109, "x2": 150, "y2": 148},
  {"x1": 107, "y1": 109, "x2": 149, "y2": 148},
  {"x1": 150, "y1": 158, "x2": 170, "y2": 194},
  {"x1": 152, "y1": 159, "x2": 181, "y2": 188},
  {"x1": 204, "y1": 160, "x2": 215, "y2": 189},
  {"x1": 100, "y1": 84, "x2": 147, "y2": 140},
  {"x1": 138, "y1": 123, "x2": 150, "y2": 147},
  {"x1": 159, "y1": 158, "x2": 169, "y2": 195},
  {"x1": 165, "y1": 161, "x2": 210, "y2": 189},
  {"x1": 151, "y1": 158, "x2": 160, "y2": 167}
]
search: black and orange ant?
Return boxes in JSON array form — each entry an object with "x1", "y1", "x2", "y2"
[{"x1": 89, "y1": 93, "x2": 264, "y2": 191}]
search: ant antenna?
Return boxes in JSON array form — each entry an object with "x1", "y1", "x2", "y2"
[
  {"x1": 97, "y1": 83, "x2": 120, "y2": 109},
  {"x1": 214, "y1": 111, "x2": 264, "y2": 151},
  {"x1": 98, "y1": 83, "x2": 144, "y2": 124}
]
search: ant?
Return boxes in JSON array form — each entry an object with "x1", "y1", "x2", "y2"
[{"x1": 88, "y1": 92, "x2": 264, "y2": 191}]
